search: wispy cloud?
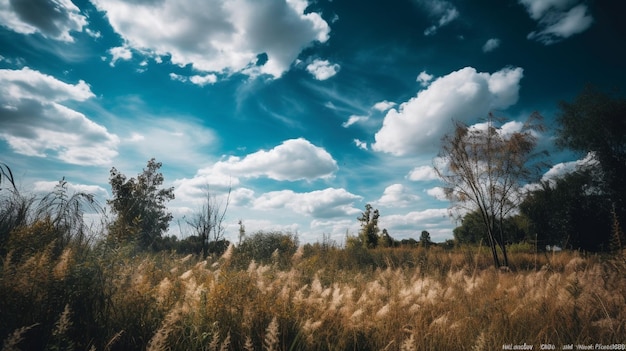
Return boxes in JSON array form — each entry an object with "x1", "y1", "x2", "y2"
[
  {"x1": 519, "y1": 0, "x2": 593, "y2": 44},
  {"x1": 482, "y1": 38, "x2": 501, "y2": 52},
  {"x1": 417, "y1": 0, "x2": 459, "y2": 36}
]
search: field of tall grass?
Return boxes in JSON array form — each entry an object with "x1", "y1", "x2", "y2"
[{"x1": 1, "y1": 225, "x2": 625, "y2": 351}]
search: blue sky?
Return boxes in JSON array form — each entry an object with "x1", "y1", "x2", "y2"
[{"x1": 1, "y1": 0, "x2": 625, "y2": 244}]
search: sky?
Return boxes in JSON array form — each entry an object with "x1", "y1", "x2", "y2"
[{"x1": 1, "y1": 0, "x2": 625, "y2": 244}]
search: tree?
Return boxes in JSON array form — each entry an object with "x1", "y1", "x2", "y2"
[
  {"x1": 187, "y1": 187, "x2": 230, "y2": 257},
  {"x1": 520, "y1": 168, "x2": 612, "y2": 251},
  {"x1": 556, "y1": 87, "x2": 626, "y2": 231},
  {"x1": 419, "y1": 230, "x2": 432, "y2": 248},
  {"x1": 435, "y1": 114, "x2": 545, "y2": 268},
  {"x1": 357, "y1": 204, "x2": 380, "y2": 248},
  {"x1": 107, "y1": 158, "x2": 175, "y2": 250}
]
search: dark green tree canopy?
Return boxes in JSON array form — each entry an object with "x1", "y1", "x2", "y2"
[
  {"x1": 520, "y1": 168, "x2": 612, "y2": 251},
  {"x1": 107, "y1": 158, "x2": 175, "y2": 249},
  {"x1": 556, "y1": 87, "x2": 626, "y2": 223}
]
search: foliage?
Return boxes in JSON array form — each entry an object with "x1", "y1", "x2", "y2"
[
  {"x1": 556, "y1": 86, "x2": 626, "y2": 237},
  {"x1": 420, "y1": 230, "x2": 432, "y2": 248},
  {"x1": 107, "y1": 158, "x2": 175, "y2": 250},
  {"x1": 520, "y1": 169, "x2": 612, "y2": 251},
  {"x1": 435, "y1": 113, "x2": 545, "y2": 268},
  {"x1": 453, "y1": 210, "x2": 529, "y2": 245},
  {"x1": 356, "y1": 204, "x2": 381, "y2": 248}
]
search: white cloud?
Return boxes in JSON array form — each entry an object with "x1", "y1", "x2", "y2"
[
  {"x1": 170, "y1": 73, "x2": 218, "y2": 86},
  {"x1": 214, "y1": 138, "x2": 338, "y2": 181},
  {"x1": 33, "y1": 180, "x2": 109, "y2": 199},
  {"x1": 253, "y1": 188, "x2": 362, "y2": 218},
  {"x1": 372, "y1": 100, "x2": 396, "y2": 112},
  {"x1": 0, "y1": 67, "x2": 119, "y2": 166},
  {"x1": 418, "y1": 0, "x2": 459, "y2": 36},
  {"x1": 407, "y1": 165, "x2": 438, "y2": 181},
  {"x1": 482, "y1": 38, "x2": 501, "y2": 52},
  {"x1": 108, "y1": 46, "x2": 132, "y2": 66},
  {"x1": 189, "y1": 74, "x2": 218, "y2": 86},
  {"x1": 541, "y1": 152, "x2": 598, "y2": 182},
  {"x1": 353, "y1": 139, "x2": 368, "y2": 150},
  {"x1": 379, "y1": 208, "x2": 449, "y2": 231},
  {"x1": 375, "y1": 184, "x2": 420, "y2": 208},
  {"x1": 373, "y1": 66, "x2": 524, "y2": 156},
  {"x1": 426, "y1": 187, "x2": 447, "y2": 201},
  {"x1": 0, "y1": 0, "x2": 87, "y2": 42},
  {"x1": 306, "y1": 59, "x2": 340, "y2": 80},
  {"x1": 342, "y1": 115, "x2": 368, "y2": 128},
  {"x1": 519, "y1": 0, "x2": 593, "y2": 44},
  {"x1": 417, "y1": 71, "x2": 434, "y2": 86},
  {"x1": 91, "y1": 0, "x2": 330, "y2": 79},
  {"x1": 519, "y1": 0, "x2": 577, "y2": 20}
]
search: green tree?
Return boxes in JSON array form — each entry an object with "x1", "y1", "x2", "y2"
[
  {"x1": 107, "y1": 158, "x2": 175, "y2": 250},
  {"x1": 556, "y1": 87, "x2": 626, "y2": 230},
  {"x1": 419, "y1": 230, "x2": 432, "y2": 248},
  {"x1": 357, "y1": 204, "x2": 380, "y2": 248},
  {"x1": 435, "y1": 114, "x2": 545, "y2": 268},
  {"x1": 453, "y1": 210, "x2": 529, "y2": 245},
  {"x1": 520, "y1": 168, "x2": 612, "y2": 251}
]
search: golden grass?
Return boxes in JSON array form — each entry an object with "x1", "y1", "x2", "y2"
[{"x1": 1, "y1": 243, "x2": 625, "y2": 350}]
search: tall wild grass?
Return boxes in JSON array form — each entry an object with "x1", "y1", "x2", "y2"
[{"x1": 1, "y1": 185, "x2": 625, "y2": 350}]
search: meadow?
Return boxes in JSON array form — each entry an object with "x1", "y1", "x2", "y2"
[{"x1": 1, "y1": 230, "x2": 625, "y2": 351}]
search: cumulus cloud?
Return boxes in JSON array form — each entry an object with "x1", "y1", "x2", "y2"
[
  {"x1": 174, "y1": 138, "x2": 338, "y2": 202},
  {"x1": 0, "y1": 0, "x2": 87, "y2": 42},
  {"x1": 482, "y1": 38, "x2": 501, "y2": 52},
  {"x1": 91, "y1": 0, "x2": 330, "y2": 78},
  {"x1": 519, "y1": 0, "x2": 593, "y2": 44},
  {"x1": 375, "y1": 184, "x2": 420, "y2": 208},
  {"x1": 372, "y1": 66, "x2": 523, "y2": 156},
  {"x1": 214, "y1": 138, "x2": 338, "y2": 181},
  {"x1": 426, "y1": 187, "x2": 447, "y2": 201},
  {"x1": 417, "y1": 0, "x2": 459, "y2": 36},
  {"x1": 0, "y1": 67, "x2": 119, "y2": 165},
  {"x1": 407, "y1": 165, "x2": 439, "y2": 181},
  {"x1": 306, "y1": 59, "x2": 340, "y2": 80},
  {"x1": 253, "y1": 188, "x2": 362, "y2": 218}
]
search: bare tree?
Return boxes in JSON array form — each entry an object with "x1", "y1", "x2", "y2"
[
  {"x1": 188, "y1": 187, "x2": 231, "y2": 257},
  {"x1": 434, "y1": 113, "x2": 545, "y2": 268}
]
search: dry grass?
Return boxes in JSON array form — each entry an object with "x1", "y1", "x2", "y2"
[{"x1": 1, "y1": 240, "x2": 625, "y2": 350}]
